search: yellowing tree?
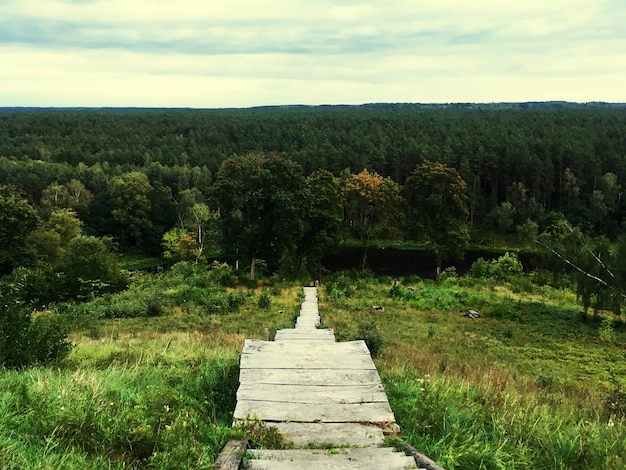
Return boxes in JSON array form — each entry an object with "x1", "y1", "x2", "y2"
[{"x1": 344, "y1": 169, "x2": 403, "y2": 273}]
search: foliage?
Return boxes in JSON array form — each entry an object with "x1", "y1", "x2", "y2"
[
  {"x1": 384, "y1": 368, "x2": 625, "y2": 469},
  {"x1": 468, "y1": 252, "x2": 524, "y2": 282},
  {"x1": 390, "y1": 283, "x2": 466, "y2": 311},
  {"x1": 57, "y1": 235, "x2": 128, "y2": 300},
  {"x1": 162, "y1": 228, "x2": 200, "y2": 262},
  {"x1": 538, "y1": 216, "x2": 626, "y2": 315},
  {"x1": 298, "y1": 169, "x2": 343, "y2": 276},
  {"x1": 0, "y1": 185, "x2": 40, "y2": 274},
  {"x1": 110, "y1": 171, "x2": 153, "y2": 247},
  {"x1": 213, "y1": 154, "x2": 309, "y2": 280},
  {"x1": 344, "y1": 169, "x2": 403, "y2": 272},
  {"x1": 257, "y1": 290, "x2": 272, "y2": 309},
  {"x1": 0, "y1": 289, "x2": 72, "y2": 368},
  {"x1": 404, "y1": 161, "x2": 470, "y2": 273}
]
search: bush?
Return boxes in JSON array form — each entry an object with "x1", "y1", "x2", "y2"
[
  {"x1": 326, "y1": 272, "x2": 357, "y2": 301},
  {"x1": 0, "y1": 304, "x2": 72, "y2": 368},
  {"x1": 206, "y1": 261, "x2": 237, "y2": 287},
  {"x1": 468, "y1": 252, "x2": 524, "y2": 283},
  {"x1": 488, "y1": 298, "x2": 520, "y2": 320},
  {"x1": 439, "y1": 266, "x2": 458, "y2": 284},
  {"x1": 257, "y1": 290, "x2": 271, "y2": 309}
]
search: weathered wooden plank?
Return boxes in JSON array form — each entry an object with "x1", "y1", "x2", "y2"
[
  {"x1": 274, "y1": 337, "x2": 336, "y2": 342},
  {"x1": 275, "y1": 329, "x2": 334, "y2": 334},
  {"x1": 214, "y1": 439, "x2": 248, "y2": 470},
  {"x1": 273, "y1": 337, "x2": 336, "y2": 342},
  {"x1": 238, "y1": 368, "x2": 383, "y2": 386},
  {"x1": 246, "y1": 448, "x2": 418, "y2": 470},
  {"x1": 240, "y1": 353, "x2": 376, "y2": 370},
  {"x1": 236, "y1": 383, "x2": 388, "y2": 404},
  {"x1": 274, "y1": 331, "x2": 335, "y2": 338},
  {"x1": 268, "y1": 423, "x2": 385, "y2": 447},
  {"x1": 242, "y1": 339, "x2": 368, "y2": 355},
  {"x1": 274, "y1": 335, "x2": 335, "y2": 339},
  {"x1": 233, "y1": 400, "x2": 395, "y2": 423}
]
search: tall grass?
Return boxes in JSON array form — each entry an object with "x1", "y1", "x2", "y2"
[
  {"x1": 385, "y1": 368, "x2": 624, "y2": 469},
  {"x1": 1, "y1": 269, "x2": 305, "y2": 468},
  {"x1": 0, "y1": 334, "x2": 241, "y2": 469},
  {"x1": 320, "y1": 271, "x2": 626, "y2": 468}
]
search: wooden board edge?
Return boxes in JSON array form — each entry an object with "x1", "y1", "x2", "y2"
[{"x1": 214, "y1": 438, "x2": 248, "y2": 470}]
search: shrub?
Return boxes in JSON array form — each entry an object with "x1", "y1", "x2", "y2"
[
  {"x1": 488, "y1": 299, "x2": 520, "y2": 320},
  {"x1": 358, "y1": 321, "x2": 384, "y2": 358},
  {"x1": 206, "y1": 261, "x2": 237, "y2": 287},
  {"x1": 468, "y1": 252, "x2": 524, "y2": 283},
  {"x1": 412, "y1": 286, "x2": 466, "y2": 311},
  {"x1": 257, "y1": 290, "x2": 271, "y2": 309},
  {"x1": 326, "y1": 272, "x2": 357, "y2": 301},
  {"x1": 0, "y1": 303, "x2": 72, "y2": 368},
  {"x1": 468, "y1": 257, "x2": 490, "y2": 278},
  {"x1": 439, "y1": 266, "x2": 458, "y2": 284}
]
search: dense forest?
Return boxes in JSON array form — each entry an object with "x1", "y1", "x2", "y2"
[{"x1": 2, "y1": 104, "x2": 626, "y2": 314}]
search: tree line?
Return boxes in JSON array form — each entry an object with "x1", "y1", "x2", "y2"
[
  {"x1": 1, "y1": 106, "x2": 626, "y2": 315},
  {"x1": 1, "y1": 105, "x2": 625, "y2": 238}
]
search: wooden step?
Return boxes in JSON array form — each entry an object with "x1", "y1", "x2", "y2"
[
  {"x1": 238, "y1": 368, "x2": 384, "y2": 386},
  {"x1": 245, "y1": 447, "x2": 419, "y2": 469},
  {"x1": 267, "y1": 423, "x2": 385, "y2": 447},
  {"x1": 234, "y1": 399, "x2": 395, "y2": 423},
  {"x1": 236, "y1": 383, "x2": 389, "y2": 404}
]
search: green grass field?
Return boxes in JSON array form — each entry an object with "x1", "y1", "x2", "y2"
[
  {"x1": 1, "y1": 263, "x2": 625, "y2": 468},
  {"x1": 320, "y1": 272, "x2": 626, "y2": 469}
]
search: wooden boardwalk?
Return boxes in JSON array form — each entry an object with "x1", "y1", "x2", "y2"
[{"x1": 230, "y1": 287, "x2": 420, "y2": 469}]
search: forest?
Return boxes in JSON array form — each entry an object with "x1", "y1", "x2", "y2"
[
  {"x1": 1, "y1": 105, "x2": 626, "y2": 468},
  {"x1": 2, "y1": 105, "x2": 626, "y2": 304}
]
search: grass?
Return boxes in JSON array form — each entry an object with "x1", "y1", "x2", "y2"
[
  {"x1": 0, "y1": 339, "x2": 241, "y2": 468},
  {"x1": 319, "y1": 272, "x2": 626, "y2": 468},
  {"x1": 117, "y1": 252, "x2": 170, "y2": 271},
  {"x1": 0, "y1": 263, "x2": 303, "y2": 468},
  {"x1": 5, "y1": 261, "x2": 626, "y2": 468}
]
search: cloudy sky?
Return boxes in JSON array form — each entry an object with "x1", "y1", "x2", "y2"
[{"x1": 1, "y1": 0, "x2": 625, "y2": 108}]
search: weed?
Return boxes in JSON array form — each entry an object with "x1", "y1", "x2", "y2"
[
  {"x1": 257, "y1": 290, "x2": 271, "y2": 309},
  {"x1": 605, "y1": 369, "x2": 626, "y2": 418},
  {"x1": 236, "y1": 418, "x2": 286, "y2": 450}
]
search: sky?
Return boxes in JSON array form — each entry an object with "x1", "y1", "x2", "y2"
[{"x1": 1, "y1": 0, "x2": 625, "y2": 108}]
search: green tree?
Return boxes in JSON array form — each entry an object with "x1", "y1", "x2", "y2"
[
  {"x1": 162, "y1": 228, "x2": 199, "y2": 262},
  {"x1": 213, "y1": 154, "x2": 308, "y2": 280},
  {"x1": 162, "y1": 204, "x2": 218, "y2": 263},
  {"x1": 41, "y1": 179, "x2": 93, "y2": 217},
  {"x1": 344, "y1": 169, "x2": 403, "y2": 273},
  {"x1": 299, "y1": 170, "x2": 343, "y2": 279},
  {"x1": 489, "y1": 202, "x2": 516, "y2": 234},
  {"x1": 110, "y1": 172, "x2": 153, "y2": 247},
  {"x1": 404, "y1": 161, "x2": 469, "y2": 277},
  {"x1": 27, "y1": 209, "x2": 83, "y2": 265},
  {"x1": 57, "y1": 235, "x2": 127, "y2": 300},
  {"x1": 0, "y1": 185, "x2": 40, "y2": 274}
]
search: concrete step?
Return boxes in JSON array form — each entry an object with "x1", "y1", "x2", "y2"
[{"x1": 245, "y1": 447, "x2": 419, "y2": 469}]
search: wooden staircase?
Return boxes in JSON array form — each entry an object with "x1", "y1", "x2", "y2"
[{"x1": 223, "y1": 287, "x2": 422, "y2": 469}]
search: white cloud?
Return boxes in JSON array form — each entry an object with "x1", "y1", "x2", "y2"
[{"x1": 0, "y1": 0, "x2": 625, "y2": 106}]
